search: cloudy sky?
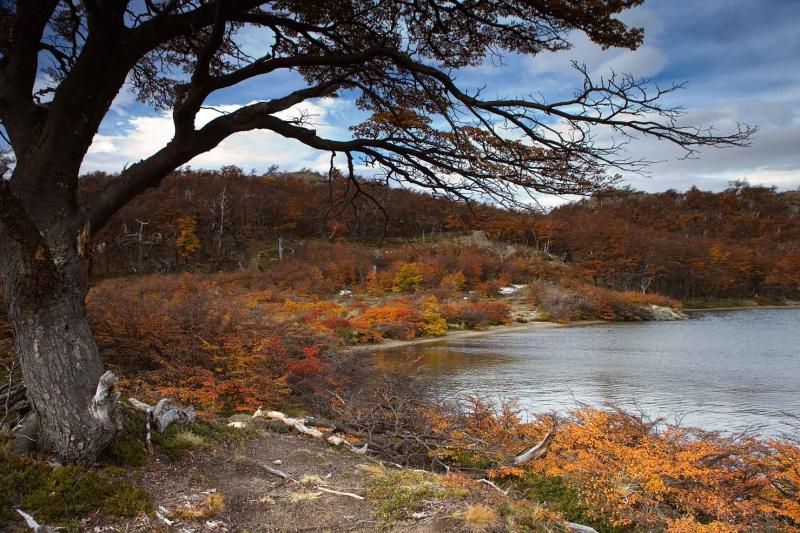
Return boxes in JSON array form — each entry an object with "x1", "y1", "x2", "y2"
[{"x1": 83, "y1": 0, "x2": 800, "y2": 203}]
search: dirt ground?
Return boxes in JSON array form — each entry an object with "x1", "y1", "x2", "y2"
[{"x1": 110, "y1": 430, "x2": 385, "y2": 533}]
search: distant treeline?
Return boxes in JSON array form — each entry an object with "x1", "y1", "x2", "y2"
[{"x1": 82, "y1": 168, "x2": 800, "y2": 302}]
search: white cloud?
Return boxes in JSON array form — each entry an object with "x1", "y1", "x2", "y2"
[
  {"x1": 82, "y1": 97, "x2": 353, "y2": 174},
  {"x1": 592, "y1": 46, "x2": 667, "y2": 79}
]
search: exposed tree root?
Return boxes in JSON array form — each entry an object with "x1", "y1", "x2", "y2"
[{"x1": 128, "y1": 397, "x2": 197, "y2": 452}]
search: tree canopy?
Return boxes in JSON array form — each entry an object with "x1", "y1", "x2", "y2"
[
  {"x1": 1, "y1": 0, "x2": 753, "y2": 229},
  {"x1": 0, "y1": 0, "x2": 756, "y2": 463}
]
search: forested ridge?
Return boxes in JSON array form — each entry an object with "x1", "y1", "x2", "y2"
[{"x1": 85, "y1": 167, "x2": 800, "y2": 304}]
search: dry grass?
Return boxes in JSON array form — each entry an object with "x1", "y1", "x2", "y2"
[
  {"x1": 288, "y1": 491, "x2": 322, "y2": 503},
  {"x1": 298, "y1": 473, "x2": 327, "y2": 485},
  {"x1": 461, "y1": 504, "x2": 498, "y2": 532},
  {"x1": 168, "y1": 492, "x2": 225, "y2": 520}
]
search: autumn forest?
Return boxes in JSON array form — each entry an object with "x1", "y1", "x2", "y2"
[
  {"x1": 2, "y1": 1, "x2": 800, "y2": 532},
  {"x1": 85, "y1": 167, "x2": 800, "y2": 303}
]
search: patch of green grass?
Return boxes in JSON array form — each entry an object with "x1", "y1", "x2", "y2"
[
  {"x1": 0, "y1": 451, "x2": 151, "y2": 530},
  {"x1": 153, "y1": 428, "x2": 210, "y2": 459},
  {"x1": 121, "y1": 404, "x2": 255, "y2": 460},
  {"x1": 518, "y1": 475, "x2": 627, "y2": 533},
  {"x1": 100, "y1": 433, "x2": 149, "y2": 467},
  {"x1": 447, "y1": 451, "x2": 494, "y2": 470},
  {"x1": 369, "y1": 469, "x2": 470, "y2": 522}
]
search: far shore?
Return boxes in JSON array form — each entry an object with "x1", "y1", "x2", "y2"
[
  {"x1": 346, "y1": 319, "x2": 607, "y2": 353},
  {"x1": 683, "y1": 303, "x2": 800, "y2": 313},
  {"x1": 347, "y1": 303, "x2": 800, "y2": 353}
]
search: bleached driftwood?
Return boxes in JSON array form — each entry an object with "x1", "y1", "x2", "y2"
[
  {"x1": 128, "y1": 397, "x2": 196, "y2": 452},
  {"x1": 512, "y1": 426, "x2": 557, "y2": 465},
  {"x1": 128, "y1": 397, "x2": 196, "y2": 432},
  {"x1": 90, "y1": 371, "x2": 121, "y2": 431},
  {"x1": 155, "y1": 506, "x2": 174, "y2": 526},
  {"x1": 253, "y1": 408, "x2": 365, "y2": 453},
  {"x1": 316, "y1": 486, "x2": 365, "y2": 500},
  {"x1": 15, "y1": 509, "x2": 59, "y2": 532},
  {"x1": 255, "y1": 409, "x2": 325, "y2": 437},
  {"x1": 254, "y1": 461, "x2": 293, "y2": 480},
  {"x1": 567, "y1": 523, "x2": 599, "y2": 533},
  {"x1": 479, "y1": 478, "x2": 509, "y2": 495}
]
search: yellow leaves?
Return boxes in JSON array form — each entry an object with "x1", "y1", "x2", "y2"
[
  {"x1": 666, "y1": 517, "x2": 741, "y2": 533},
  {"x1": 371, "y1": 109, "x2": 431, "y2": 130},
  {"x1": 642, "y1": 475, "x2": 667, "y2": 495},
  {"x1": 175, "y1": 216, "x2": 201, "y2": 258},
  {"x1": 487, "y1": 466, "x2": 525, "y2": 479},
  {"x1": 392, "y1": 262, "x2": 424, "y2": 293},
  {"x1": 707, "y1": 243, "x2": 731, "y2": 264},
  {"x1": 420, "y1": 296, "x2": 448, "y2": 337},
  {"x1": 440, "y1": 270, "x2": 467, "y2": 291}
]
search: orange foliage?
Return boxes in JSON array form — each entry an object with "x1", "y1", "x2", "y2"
[
  {"x1": 428, "y1": 399, "x2": 800, "y2": 532},
  {"x1": 440, "y1": 300, "x2": 512, "y2": 329},
  {"x1": 87, "y1": 273, "x2": 335, "y2": 414},
  {"x1": 531, "y1": 279, "x2": 680, "y2": 323}
]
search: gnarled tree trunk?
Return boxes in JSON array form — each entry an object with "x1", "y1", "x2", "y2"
[{"x1": 0, "y1": 188, "x2": 119, "y2": 463}]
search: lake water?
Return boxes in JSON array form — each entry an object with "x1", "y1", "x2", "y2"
[{"x1": 375, "y1": 308, "x2": 800, "y2": 436}]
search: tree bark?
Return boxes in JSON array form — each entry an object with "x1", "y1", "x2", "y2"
[{"x1": 0, "y1": 208, "x2": 119, "y2": 463}]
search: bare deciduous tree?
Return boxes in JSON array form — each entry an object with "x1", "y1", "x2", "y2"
[{"x1": 0, "y1": 0, "x2": 753, "y2": 462}]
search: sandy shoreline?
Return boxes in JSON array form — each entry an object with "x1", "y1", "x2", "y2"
[
  {"x1": 346, "y1": 304, "x2": 800, "y2": 353},
  {"x1": 346, "y1": 319, "x2": 607, "y2": 353}
]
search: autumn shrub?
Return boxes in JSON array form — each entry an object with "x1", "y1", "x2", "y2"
[
  {"x1": 422, "y1": 398, "x2": 800, "y2": 533},
  {"x1": 255, "y1": 241, "x2": 375, "y2": 295},
  {"x1": 440, "y1": 270, "x2": 467, "y2": 291},
  {"x1": 441, "y1": 300, "x2": 511, "y2": 329},
  {"x1": 392, "y1": 262, "x2": 424, "y2": 293},
  {"x1": 530, "y1": 280, "x2": 681, "y2": 323},
  {"x1": 420, "y1": 296, "x2": 448, "y2": 336},
  {"x1": 87, "y1": 273, "x2": 343, "y2": 415}
]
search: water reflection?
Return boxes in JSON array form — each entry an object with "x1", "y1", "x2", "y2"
[{"x1": 375, "y1": 309, "x2": 800, "y2": 435}]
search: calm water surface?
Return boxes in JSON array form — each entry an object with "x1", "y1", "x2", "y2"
[{"x1": 375, "y1": 308, "x2": 800, "y2": 435}]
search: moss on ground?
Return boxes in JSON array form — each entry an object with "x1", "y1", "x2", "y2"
[
  {"x1": 518, "y1": 474, "x2": 628, "y2": 533},
  {"x1": 0, "y1": 405, "x2": 261, "y2": 530},
  {"x1": 368, "y1": 468, "x2": 470, "y2": 523},
  {"x1": 121, "y1": 403, "x2": 256, "y2": 460},
  {"x1": 101, "y1": 432, "x2": 150, "y2": 467},
  {"x1": 0, "y1": 450, "x2": 151, "y2": 530}
]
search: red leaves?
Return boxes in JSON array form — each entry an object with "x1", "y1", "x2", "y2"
[{"x1": 286, "y1": 347, "x2": 326, "y2": 376}]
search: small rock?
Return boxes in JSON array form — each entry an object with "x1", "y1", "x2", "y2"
[
  {"x1": 263, "y1": 419, "x2": 291, "y2": 433},
  {"x1": 249, "y1": 417, "x2": 290, "y2": 432},
  {"x1": 643, "y1": 305, "x2": 688, "y2": 321},
  {"x1": 273, "y1": 459, "x2": 282, "y2": 465},
  {"x1": 227, "y1": 413, "x2": 253, "y2": 425}
]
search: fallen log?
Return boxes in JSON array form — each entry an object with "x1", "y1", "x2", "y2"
[
  {"x1": 253, "y1": 408, "x2": 365, "y2": 453},
  {"x1": 128, "y1": 397, "x2": 196, "y2": 432},
  {"x1": 512, "y1": 426, "x2": 557, "y2": 465}
]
